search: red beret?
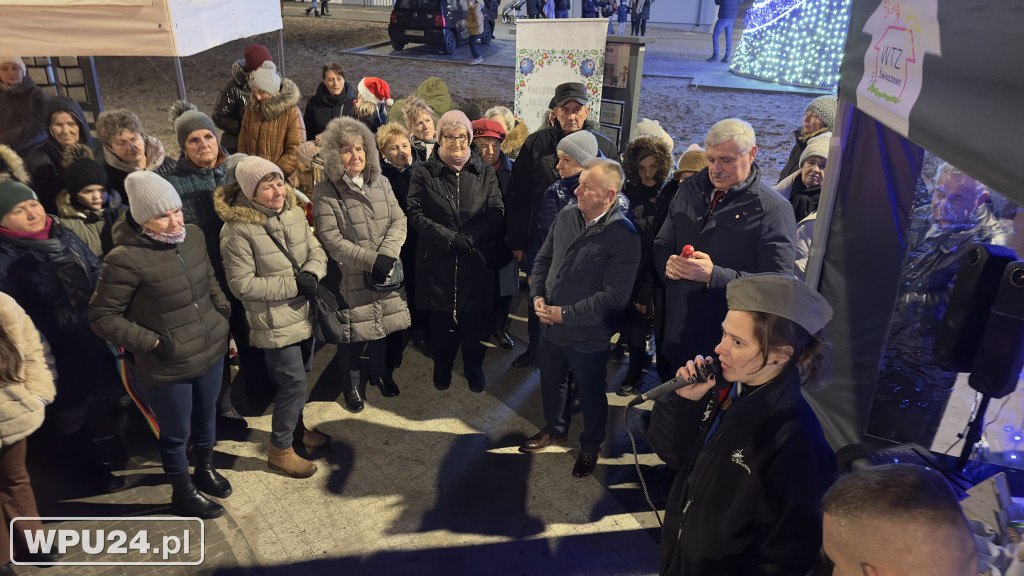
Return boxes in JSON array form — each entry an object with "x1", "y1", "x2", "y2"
[{"x1": 471, "y1": 118, "x2": 506, "y2": 141}]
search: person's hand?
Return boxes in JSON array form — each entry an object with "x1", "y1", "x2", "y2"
[
  {"x1": 152, "y1": 335, "x2": 175, "y2": 361},
  {"x1": 633, "y1": 302, "x2": 647, "y2": 315},
  {"x1": 296, "y1": 271, "x2": 319, "y2": 297},
  {"x1": 666, "y1": 250, "x2": 714, "y2": 283},
  {"x1": 535, "y1": 298, "x2": 564, "y2": 325},
  {"x1": 372, "y1": 254, "x2": 397, "y2": 280},
  {"x1": 674, "y1": 355, "x2": 717, "y2": 401},
  {"x1": 513, "y1": 250, "x2": 524, "y2": 264},
  {"x1": 449, "y1": 234, "x2": 472, "y2": 255},
  {"x1": 533, "y1": 296, "x2": 546, "y2": 313}
]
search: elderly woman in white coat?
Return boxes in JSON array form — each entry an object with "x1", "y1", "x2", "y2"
[
  {"x1": 216, "y1": 155, "x2": 327, "y2": 479},
  {"x1": 313, "y1": 117, "x2": 410, "y2": 413}
]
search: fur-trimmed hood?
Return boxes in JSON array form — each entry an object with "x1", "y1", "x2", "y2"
[
  {"x1": 213, "y1": 180, "x2": 299, "y2": 225},
  {"x1": 0, "y1": 144, "x2": 30, "y2": 185},
  {"x1": 623, "y1": 135, "x2": 673, "y2": 184},
  {"x1": 102, "y1": 133, "x2": 168, "y2": 173},
  {"x1": 230, "y1": 60, "x2": 248, "y2": 88},
  {"x1": 253, "y1": 77, "x2": 301, "y2": 122},
  {"x1": 500, "y1": 117, "x2": 528, "y2": 157},
  {"x1": 55, "y1": 187, "x2": 123, "y2": 220},
  {"x1": 320, "y1": 117, "x2": 381, "y2": 184}
]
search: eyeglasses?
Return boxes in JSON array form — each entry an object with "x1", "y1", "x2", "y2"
[{"x1": 443, "y1": 134, "x2": 469, "y2": 144}]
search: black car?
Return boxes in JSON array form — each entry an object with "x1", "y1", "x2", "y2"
[{"x1": 389, "y1": 0, "x2": 499, "y2": 55}]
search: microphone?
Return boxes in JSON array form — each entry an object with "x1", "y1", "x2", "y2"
[{"x1": 626, "y1": 357, "x2": 720, "y2": 407}]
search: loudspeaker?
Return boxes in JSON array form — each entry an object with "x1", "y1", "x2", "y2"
[
  {"x1": 969, "y1": 261, "x2": 1024, "y2": 398},
  {"x1": 934, "y1": 243, "x2": 1018, "y2": 372}
]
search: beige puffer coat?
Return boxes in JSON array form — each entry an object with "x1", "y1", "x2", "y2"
[
  {"x1": 215, "y1": 180, "x2": 327, "y2": 349},
  {"x1": 238, "y1": 78, "x2": 306, "y2": 178},
  {"x1": 313, "y1": 117, "x2": 411, "y2": 343},
  {"x1": 0, "y1": 292, "x2": 55, "y2": 449}
]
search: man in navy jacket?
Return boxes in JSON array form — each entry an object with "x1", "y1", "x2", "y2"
[{"x1": 519, "y1": 158, "x2": 640, "y2": 478}]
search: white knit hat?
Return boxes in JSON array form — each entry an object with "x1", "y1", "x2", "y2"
[
  {"x1": 799, "y1": 131, "x2": 831, "y2": 166},
  {"x1": 125, "y1": 171, "x2": 182, "y2": 223},
  {"x1": 235, "y1": 156, "x2": 284, "y2": 201},
  {"x1": 0, "y1": 56, "x2": 26, "y2": 76},
  {"x1": 249, "y1": 61, "x2": 282, "y2": 95}
]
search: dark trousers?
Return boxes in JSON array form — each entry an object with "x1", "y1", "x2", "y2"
[
  {"x1": 712, "y1": 17, "x2": 735, "y2": 56},
  {"x1": 0, "y1": 439, "x2": 43, "y2": 564},
  {"x1": 430, "y1": 311, "x2": 489, "y2": 387},
  {"x1": 140, "y1": 359, "x2": 224, "y2": 475},
  {"x1": 265, "y1": 339, "x2": 314, "y2": 449},
  {"x1": 525, "y1": 298, "x2": 541, "y2": 354},
  {"x1": 622, "y1": 310, "x2": 653, "y2": 385},
  {"x1": 469, "y1": 34, "x2": 481, "y2": 58},
  {"x1": 230, "y1": 297, "x2": 273, "y2": 407},
  {"x1": 336, "y1": 338, "x2": 388, "y2": 382},
  {"x1": 536, "y1": 336, "x2": 610, "y2": 454}
]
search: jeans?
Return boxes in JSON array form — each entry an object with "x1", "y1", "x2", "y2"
[
  {"x1": 556, "y1": 9, "x2": 569, "y2": 17},
  {"x1": 536, "y1": 336, "x2": 610, "y2": 454},
  {"x1": 140, "y1": 359, "x2": 224, "y2": 475},
  {"x1": 265, "y1": 339, "x2": 315, "y2": 449},
  {"x1": 469, "y1": 34, "x2": 481, "y2": 58},
  {"x1": 712, "y1": 18, "x2": 735, "y2": 56}
]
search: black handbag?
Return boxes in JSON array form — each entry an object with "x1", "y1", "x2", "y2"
[
  {"x1": 263, "y1": 227, "x2": 347, "y2": 345},
  {"x1": 329, "y1": 181, "x2": 405, "y2": 293}
]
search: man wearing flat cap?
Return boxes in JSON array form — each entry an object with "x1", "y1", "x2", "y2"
[
  {"x1": 505, "y1": 81, "x2": 619, "y2": 368},
  {"x1": 652, "y1": 118, "x2": 797, "y2": 383}
]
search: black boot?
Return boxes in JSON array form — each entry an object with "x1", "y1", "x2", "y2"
[
  {"x1": 492, "y1": 324, "x2": 515, "y2": 350},
  {"x1": 192, "y1": 446, "x2": 232, "y2": 498},
  {"x1": 374, "y1": 373, "x2": 401, "y2": 397},
  {"x1": 342, "y1": 369, "x2": 364, "y2": 412},
  {"x1": 169, "y1": 473, "x2": 224, "y2": 519},
  {"x1": 321, "y1": 0, "x2": 329, "y2": 14}
]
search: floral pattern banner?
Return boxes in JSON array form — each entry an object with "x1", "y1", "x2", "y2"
[{"x1": 514, "y1": 20, "x2": 608, "y2": 133}]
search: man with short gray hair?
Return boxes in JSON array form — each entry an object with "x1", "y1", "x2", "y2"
[
  {"x1": 652, "y1": 118, "x2": 797, "y2": 382},
  {"x1": 520, "y1": 158, "x2": 640, "y2": 478}
]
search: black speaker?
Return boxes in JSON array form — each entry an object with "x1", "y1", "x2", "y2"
[
  {"x1": 969, "y1": 261, "x2": 1024, "y2": 398},
  {"x1": 934, "y1": 243, "x2": 1018, "y2": 372}
]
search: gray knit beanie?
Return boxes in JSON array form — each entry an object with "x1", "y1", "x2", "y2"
[
  {"x1": 806, "y1": 96, "x2": 838, "y2": 130},
  {"x1": 557, "y1": 130, "x2": 599, "y2": 165},
  {"x1": 249, "y1": 61, "x2": 282, "y2": 95},
  {"x1": 235, "y1": 156, "x2": 283, "y2": 201},
  {"x1": 799, "y1": 131, "x2": 831, "y2": 166},
  {"x1": 125, "y1": 171, "x2": 182, "y2": 223},
  {"x1": 171, "y1": 101, "x2": 218, "y2": 150}
]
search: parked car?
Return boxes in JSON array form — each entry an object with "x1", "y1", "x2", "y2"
[{"x1": 389, "y1": 0, "x2": 498, "y2": 55}]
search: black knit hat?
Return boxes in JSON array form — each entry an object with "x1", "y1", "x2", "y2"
[{"x1": 64, "y1": 157, "x2": 107, "y2": 193}]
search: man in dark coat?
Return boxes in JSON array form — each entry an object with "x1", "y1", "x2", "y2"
[
  {"x1": 519, "y1": 158, "x2": 640, "y2": 478},
  {"x1": 652, "y1": 118, "x2": 797, "y2": 382},
  {"x1": 505, "y1": 81, "x2": 618, "y2": 367}
]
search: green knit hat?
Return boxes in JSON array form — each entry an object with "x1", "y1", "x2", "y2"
[{"x1": 0, "y1": 181, "x2": 39, "y2": 222}]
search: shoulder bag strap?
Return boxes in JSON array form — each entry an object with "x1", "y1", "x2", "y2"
[{"x1": 263, "y1": 225, "x2": 301, "y2": 275}]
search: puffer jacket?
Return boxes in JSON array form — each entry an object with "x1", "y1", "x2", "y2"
[
  {"x1": 0, "y1": 292, "x2": 55, "y2": 449},
  {"x1": 164, "y1": 149, "x2": 230, "y2": 279},
  {"x1": 407, "y1": 146, "x2": 507, "y2": 313},
  {"x1": 102, "y1": 134, "x2": 177, "y2": 200},
  {"x1": 238, "y1": 78, "x2": 306, "y2": 177},
  {"x1": 212, "y1": 60, "x2": 251, "y2": 153},
  {"x1": 56, "y1": 187, "x2": 125, "y2": 257},
  {"x1": 467, "y1": 0, "x2": 485, "y2": 34},
  {"x1": 216, "y1": 181, "x2": 327, "y2": 349},
  {"x1": 89, "y1": 215, "x2": 230, "y2": 384},
  {"x1": 313, "y1": 118, "x2": 411, "y2": 343},
  {"x1": 28, "y1": 96, "x2": 95, "y2": 213},
  {"x1": 0, "y1": 75, "x2": 48, "y2": 154},
  {"x1": 304, "y1": 81, "x2": 356, "y2": 140}
]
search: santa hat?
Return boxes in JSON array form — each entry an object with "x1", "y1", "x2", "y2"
[{"x1": 357, "y1": 77, "x2": 394, "y2": 107}]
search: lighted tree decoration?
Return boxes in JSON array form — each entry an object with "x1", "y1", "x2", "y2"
[{"x1": 730, "y1": 0, "x2": 852, "y2": 89}]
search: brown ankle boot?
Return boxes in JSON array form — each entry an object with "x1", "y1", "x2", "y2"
[{"x1": 267, "y1": 446, "x2": 317, "y2": 478}]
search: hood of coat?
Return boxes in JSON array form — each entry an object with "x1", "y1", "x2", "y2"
[
  {"x1": 500, "y1": 117, "x2": 528, "y2": 156},
  {"x1": 56, "y1": 187, "x2": 122, "y2": 219},
  {"x1": 102, "y1": 133, "x2": 168, "y2": 173},
  {"x1": 252, "y1": 77, "x2": 301, "y2": 121},
  {"x1": 320, "y1": 116, "x2": 381, "y2": 184},
  {"x1": 230, "y1": 60, "x2": 248, "y2": 88},
  {"x1": 44, "y1": 96, "x2": 95, "y2": 149},
  {"x1": 0, "y1": 144, "x2": 31, "y2": 185},
  {"x1": 213, "y1": 180, "x2": 299, "y2": 225},
  {"x1": 623, "y1": 135, "x2": 673, "y2": 184}
]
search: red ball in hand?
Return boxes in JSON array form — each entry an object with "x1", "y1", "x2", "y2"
[{"x1": 681, "y1": 245, "x2": 695, "y2": 258}]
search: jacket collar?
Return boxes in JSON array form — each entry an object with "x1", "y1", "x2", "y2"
[{"x1": 103, "y1": 134, "x2": 168, "y2": 173}]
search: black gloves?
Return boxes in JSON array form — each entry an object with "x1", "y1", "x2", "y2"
[
  {"x1": 449, "y1": 233, "x2": 472, "y2": 255},
  {"x1": 152, "y1": 335, "x2": 175, "y2": 361},
  {"x1": 296, "y1": 272, "x2": 319, "y2": 297},
  {"x1": 372, "y1": 254, "x2": 397, "y2": 280}
]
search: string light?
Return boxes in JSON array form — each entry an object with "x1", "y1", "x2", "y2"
[{"x1": 731, "y1": 0, "x2": 852, "y2": 89}]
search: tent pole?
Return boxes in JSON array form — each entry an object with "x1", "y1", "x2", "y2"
[
  {"x1": 277, "y1": 29, "x2": 286, "y2": 77},
  {"x1": 173, "y1": 57, "x2": 187, "y2": 102}
]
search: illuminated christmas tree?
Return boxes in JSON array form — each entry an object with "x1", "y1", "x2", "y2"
[{"x1": 730, "y1": 0, "x2": 852, "y2": 89}]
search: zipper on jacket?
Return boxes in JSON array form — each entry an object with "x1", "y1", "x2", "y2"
[
  {"x1": 452, "y1": 172, "x2": 461, "y2": 325},
  {"x1": 176, "y1": 248, "x2": 211, "y2": 352}
]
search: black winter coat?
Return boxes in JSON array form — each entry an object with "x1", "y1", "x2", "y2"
[
  {"x1": 652, "y1": 164, "x2": 797, "y2": 374},
  {"x1": 531, "y1": 202, "x2": 639, "y2": 352},
  {"x1": 212, "y1": 60, "x2": 251, "y2": 153},
  {"x1": 89, "y1": 216, "x2": 230, "y2": 384},
  {"x1": 381, "y1": 158, "x2": 420, "y2": 296},
  {"x1": 0, "y1": 75, "x2": 48, "y2": 155},
  {"x1": 407, "y1": 148, "x2": 507, "y2": 313},
  {"x1": 647, "y1": 367, "x2": 835, "y2": 575},
  {"x1": 715, "y1": 0, "x2": 738, "y2": 19},
  {"x1": 303, "y1": 82, "x2": 356, "y2": 140},
  {"x1": 622, "y1": 179, "x2": 661, "y2": 308},
  {"x1": 505, "y1": 126, "x2": 618, "y2": 250}
]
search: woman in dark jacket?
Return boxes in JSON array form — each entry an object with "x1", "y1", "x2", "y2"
[
  {"x1": 28, "y1": 96, "x2": 96, "y2": 213},
  {"x1": 647, "y1": 273, "x2": 836, "y2": 576},
  {"x1": 407, "y1": 110, "x2": 507, "y2": 392},
  {"x1": 90, "y1": 172, "x2": 231, "y2": 519},
  {"x1": 303, "y1": 62, "x2": 356, "y2": 140},
  {"x1": 0, "y1": 57, "x2": 48, "y2": 157}
]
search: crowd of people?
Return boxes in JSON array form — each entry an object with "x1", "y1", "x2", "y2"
[{"x1": 0, "y1": 47, "x2": 988, "y2": 574}]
